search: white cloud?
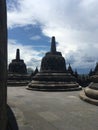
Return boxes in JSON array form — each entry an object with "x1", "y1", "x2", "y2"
[
  {"x1": 7, "y1": 0, "x2": 98, "y2": 72},
  {"x1": 8, "y1": 39, "x2": 44, "y2": 69},
  {"x1": 30, "y1": 35, "x2": 41, "y2": 40}
]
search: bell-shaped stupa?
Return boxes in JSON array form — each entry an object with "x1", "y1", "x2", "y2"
[
  {"x1": 28, "y1": 36, "x2": 81, "y2": 91},
  {"x1": 9, "y1": 49, "x2": 27, "y2": 74},
  {"x1": 8, "y1": 49, "x2": 30, "y2": 86},
  {"x1": 80, "y1": 62, "x2": 98, "y2": 105},
  {"x1": 41, "y1": 36, "x2": 66, "y2": 72}
]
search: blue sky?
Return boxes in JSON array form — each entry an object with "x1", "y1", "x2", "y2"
[
  {"x1": 8, "y1": 25, "x2": 50, "y2": 49},
  {"x1": 7, "y1": 0, "x2": 98, "y2": 74}
]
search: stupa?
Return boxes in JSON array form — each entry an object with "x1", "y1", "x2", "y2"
[
  {"x1": 67, "y1": 64, "x2": 74, "y2": 75},
  {"x1": 80, "y1": 62, "x2": 98, "y2": 105},
  {"x1": 8, "y1": 49, "x2": 30, "y2": 86},
  {"x1": 9, "y1": 49, "x2": 27, "y2": 74},
  {"x1": 30, "y1": 67, "x2": 39, "y2": 80},
  {"x1": 28, "y1": 36, "x2": 81, "y2": 91}
]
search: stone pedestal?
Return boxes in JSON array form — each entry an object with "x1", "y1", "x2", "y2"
[
  {"x1": 80, "y1": 75, "x2": 98, "y2": 105},
  {"x1": 8, "y1": 73, "x2": 30, "y2": 86},
  {"x1": 0, "y1": 0, "x2": 7, "y2": 129},
  {"x1": 28, "y1": 72, "x2": 81, "y2": 91}
]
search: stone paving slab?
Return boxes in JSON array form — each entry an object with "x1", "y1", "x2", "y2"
[{"x1": 8, "y1": 86, "x2": 98, "y2": 130}]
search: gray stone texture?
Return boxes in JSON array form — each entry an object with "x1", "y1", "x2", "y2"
[{"x1": 8, "y1": 87, "x2": 98, "y2": 130}]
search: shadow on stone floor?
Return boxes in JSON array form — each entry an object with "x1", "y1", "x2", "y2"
[{"x1": 7, "y1": 105, "x2": 19, "y2": 130}]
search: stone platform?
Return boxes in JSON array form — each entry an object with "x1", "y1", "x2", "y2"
[
  {"x1": 8, "y1": 86, "x2": 98, "y2": 130},
  {"x1": 28, "y1": 72, "x2": 81, "y2": 91},
  {"x1": 8, "y1": 73, "x2": 30, "y2": 86}
]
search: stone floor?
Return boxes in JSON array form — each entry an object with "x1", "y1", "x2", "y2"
[{"x1": 8, "y1": 86, "x2": 98, "y2": 130}]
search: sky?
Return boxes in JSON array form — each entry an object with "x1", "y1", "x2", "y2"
[{"x1": 7, "y1": 0, "x2": 98, "y2": 74}]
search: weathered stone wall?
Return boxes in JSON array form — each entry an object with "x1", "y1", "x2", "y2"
[{"x1": 0, "y1": 0, "x2": 7, "y2": 129}]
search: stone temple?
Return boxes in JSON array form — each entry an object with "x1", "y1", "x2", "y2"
[
  {"x1": 8, "y1": 49, "x2": 30, "y2": 86},
  {"x1": 28, "y1": 36, "x2": 81, "y2": 91},
  {"x1": 80, "y1": 62, "x2": 98, "y2": 105}
]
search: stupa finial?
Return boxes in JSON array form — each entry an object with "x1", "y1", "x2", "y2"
[
  {"x1": 16, "y1": 49, "x2": 20, "y2": 60},
  {"x1": 51, "y1": 36, "x2": 56, "y2": 53}
]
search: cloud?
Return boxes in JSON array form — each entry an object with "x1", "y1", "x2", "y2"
[
  {"x1": 7, "y1": 0, "x2": 98, "y2": 72},
  {"x1": 8, "y1": 39, "x2": 45, "y2": 69},
  {"x1": 30, "y1": 35, "x2": 41, "y2": 40}
]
